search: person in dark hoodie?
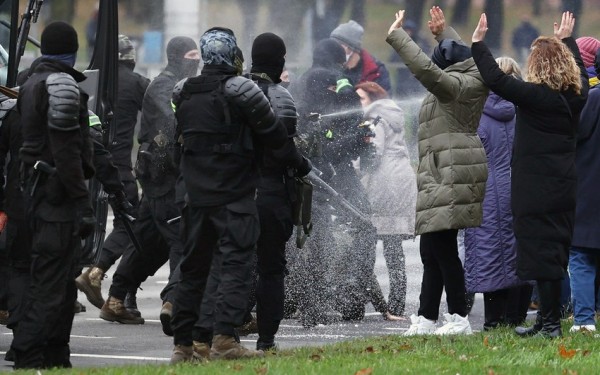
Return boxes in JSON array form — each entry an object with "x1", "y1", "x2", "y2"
[
  {"x1": 387, "y1": 7, "x2": 488, "y2": 336},
  {"x1": 76, "y1": 34, "x2": 150, "y2": 316},
  {"x1": 99, "y1": 36, "x2": 199, "y2": 328},
  {"x1": 169, "y1": 27, "x2": 287, "y2": 363},
  {"x1": 10, "y1": 21, "x2": 96, "y2": 369}
]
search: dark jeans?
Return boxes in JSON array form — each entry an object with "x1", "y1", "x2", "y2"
[
  {"x1": 11, "y1": 219, "x2": 80, "y2": 369},
  {"x1": 109, "y1": 190, "x2": 183, "y2": 303},
  {"x1": 97, "y1": 177, "x2": 139, "y2": 271},
  {"x1": 171, "y1": 196, "x2": 259, "y2": 346},
  {"x1": 382, "y1": 235, "x2": 407, "y2": 316},
  {"x1": 417, "y1": 229, "x2": 467, "y2": 320}
]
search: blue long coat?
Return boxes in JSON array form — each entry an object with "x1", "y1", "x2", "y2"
[{"x1": 464, "y1": 92, "x2": 521, "y2": 293}]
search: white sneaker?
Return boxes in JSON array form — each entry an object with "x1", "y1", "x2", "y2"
[
  {"x1": 570, "y1": 324, "x2": 596, "y2": 332},
  {"x1": 403, "y1": 314, "x2": 437, "y2": 336},
  {"x1": 434, "y1": 313, "x2": 473, "y2": 335}
]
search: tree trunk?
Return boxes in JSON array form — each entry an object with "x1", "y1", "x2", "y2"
[
  {"x1": 451, "y1": 0, "x2": 471, "y2": 26},
  {"x1": 562, "y1": 0, "x2": 582, "y2": 37},
  {"x1": 533, "y1": 0, "x2": 542, "y2": 16},
  {"x1": 131, "y1": 0, "x2": 164, "y2": 30},
  {"x1": 48, "y1": 0, "x2": 75, "y2": 24},
  {"x1": 404, "y1": 0, "x2": 428, "y2": 32},
  {"x1": 484, "y1": 0, "x2": 504, "y2": 53}
]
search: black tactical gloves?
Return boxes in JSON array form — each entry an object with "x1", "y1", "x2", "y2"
[
  {"x1": 108, "y1": 190, "x2": 136, "y2": 220},
  {"x1": 75, "y1": 201, "x2": 96, "y2": 239},
  {"x1": 295, "y1": 157, "x2": 313, "y2": 177}
]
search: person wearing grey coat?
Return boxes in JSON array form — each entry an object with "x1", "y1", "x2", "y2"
[{"x1": 359, "y1": 95, "x2": 417, "y2": 317}]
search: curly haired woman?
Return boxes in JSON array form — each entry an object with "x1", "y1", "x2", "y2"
[{"x1": 471, "y1": 12, "x2": 589, "y2": 338}]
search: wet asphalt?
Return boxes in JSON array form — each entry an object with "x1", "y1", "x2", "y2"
[{"x1": 0, "y1": 216, "x2": 497, "y2": 369}]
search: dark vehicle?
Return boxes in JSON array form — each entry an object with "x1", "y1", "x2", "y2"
[{"x1": 0, "y1": 0, "x2": 119, "y2": 265}]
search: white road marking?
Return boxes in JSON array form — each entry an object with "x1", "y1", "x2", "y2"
[
  {"x1": 84, "y1": 318, "x2": 160, "y2": 323},
  {"x1": 71, "y1": 335, "x2": 114, "y2": 339},
  {"x1": 69, "y1": 353, "x2": 169, "y2": 361}
]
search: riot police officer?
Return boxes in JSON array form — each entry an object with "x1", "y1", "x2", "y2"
[
  {"x1": 76, "y1": 35, "x2": 150, "y2": 314},
  {"x1": 100, "y1": 36, "x2": 199, "y2": 328},
  {"x1": 11, "y1": 22, "x2": 95, "y2": 369},
  {"x1": 248, "y1": 32, "x2": 311, "y2": 350},
  {"x1": 169, "y1": 27, "x2": 288, "y2": 362}
]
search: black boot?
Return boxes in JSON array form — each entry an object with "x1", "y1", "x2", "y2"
[
  {"x1": 515, "y1": 310, "x2": 542, "y2": 336},
  {"x1": 124, "y1": 290, "x2": 141, "y2": 317},
  {"x1": 536, "y1": 280, "x2": 562, "y2": 338},
  {"x1": 483, "y1": 290, "x2": 508, "y2": 331}
]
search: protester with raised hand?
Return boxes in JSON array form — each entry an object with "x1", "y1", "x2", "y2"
[
  {"x1": 386, "y1": 6, "x2": 488, "y2": 336},
  {"x1": 471, "y1": 11, "x2": 588, "y2": 338}
]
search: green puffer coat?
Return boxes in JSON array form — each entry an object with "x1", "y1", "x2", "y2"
[{"x1": 386, "y1": 27, "x2": 488, "y2": 235}]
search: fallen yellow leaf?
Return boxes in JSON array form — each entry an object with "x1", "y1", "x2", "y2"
[{"x1": 354, "y1": 368, "x2": 373, "y2": 375}]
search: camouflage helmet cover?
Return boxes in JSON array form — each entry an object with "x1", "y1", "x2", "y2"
[{"x1": 200, "y1": 28, "x2": 237, "y2": 67}]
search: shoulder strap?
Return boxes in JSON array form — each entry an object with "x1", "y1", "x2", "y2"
[{"x1": 215, "y1": 77, "x2": 232, "y2": 127}]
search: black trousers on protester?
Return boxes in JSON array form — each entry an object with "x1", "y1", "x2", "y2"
[
  {"x1": 483, "y1": 284, "x2": 533, "y2": 329},
  {"x1": 11, "y1": 219, "x2": 80, "y2": 369},
  {"x1": 108, "y1": 190, "x2": 183, "y2": 303},
  {"x1": 417, "y1": 229, "x2": 467, "y2": 321},
  {"x1": 171, "y1": 195, "x2": 259, "y2": 346},
  {"x1": 382, "y1": 235, "x2": 407, "y2": 316}
]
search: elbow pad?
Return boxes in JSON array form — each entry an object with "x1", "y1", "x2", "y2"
[
  {"x1": 268, "y1": 84, "x2": 298, "y2": 137},
  {"x1": 46, "y1": 73, "x2": 80, "y2": 132},
  {"x1": 224, "y1": 76, "x2": 277, "y2": 133}
]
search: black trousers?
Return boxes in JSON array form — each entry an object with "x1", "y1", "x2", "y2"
[
  {"x1": 109, "y1": 190, "x2": 183, "y2": 303},
  {"x1": 194, "y1": 250, "x2": 221, "y2": 343},
  {"x1": 255, "y1": 186, "x2": 293, "y2": 342},
  {"x1": 5, "y1": 219, "x2": 33, "y2": 330},
  {"x1": 11, "y1": 218, "x2": 80, "y2": 369},
  {"x1": 417, "y1": 229, "x2": 467, "y2": 320},
  {"x1": 171, "y1": 195, "x2": 259, "y2": 346},
  {"x1": 97, "y1": 176, "x2": 139, "y2": 271}
]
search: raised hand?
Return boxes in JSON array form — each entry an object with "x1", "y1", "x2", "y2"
[
  {"x1": 472, "y1": 13, "x2": 488, "y2": 43},
  {"x1": 388, "y1": 10, "x2": 405, "y2": 35},
  {"x1": 554, "y1": 11, "x2": 575, "y2": 39},
  {"x1": 428, "y1": 6, "x2": 446, "y2": 36}
]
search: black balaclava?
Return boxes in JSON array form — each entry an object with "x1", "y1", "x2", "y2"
[
  {"x1": 251, "y1": 32, "x2": 286, "y2": 83},
  {"x1": 41, "y1": 21, "x2": 79, "y2": 67},
  {"x1": 431, "y1": 39, "x2": 472, "y2": 70},
  {"x1": 312, "y1": 38, "x2": 345, "y2": 71},
  {"x1": 303, "y1": 67, "x2": 338, "y2": 115},
  {"x1": 166, "y1": 36, "x2": 199, "y2": 80}
]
